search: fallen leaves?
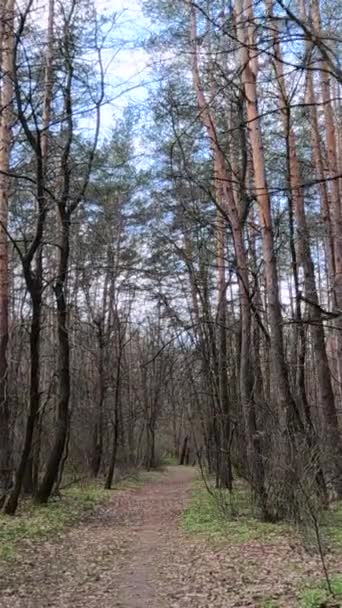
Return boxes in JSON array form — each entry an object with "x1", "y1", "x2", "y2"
[{"x1": 0, "y1": 467, "x2": 341, "y2": 607}]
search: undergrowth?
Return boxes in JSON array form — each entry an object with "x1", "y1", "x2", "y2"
[
  {"x1": 321, "y1": 500, "x2": 342, "y2": 552},
  {"x1": 183, "y1": 479, "x2": 342, "y2": 550},
  {"x1": 182, "y1": 480, "x2": 287, "y2": 543},
  {"x1": 182, "y1": 479, "x2": 288, "y2": 544},
  {"x1": 0, "y1": 482, "x2": 108, "y2": 561},
  {"x1": 161, "y1": 454, "x2": 179, "y2": 466},
  {"x1": 0, "y1": 469, "x2": 162, "y2": 562},
  {"x1": 299, "y1": 575, "x2": 342, "y2": 607},
  {"x1": 183, "y1": 479, "x2": 342, "y2": 607}
]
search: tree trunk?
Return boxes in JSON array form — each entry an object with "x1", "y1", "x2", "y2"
[
  {"x1": 36, "y1": 216, "x2": 70, "y2": 503},
  {"x1": 305, "y1": 72, "x2": 335, "y2": 300},
  {"x1": 310, "y1": 0, "x2": 342, "y2": 394},
  {"x1": 105, "y1": 350, "x2": 121, "y2": 489},
  {"x1": 179, "y1": 435, "x2": 189, "y2": 465},
  {"x1": 4, "y1": 296, "x2": 42, "y2": 514},
  {"x1": 188, "y1": 2, "x2": 269, "y2": 517},
  {"x1": 215, "y1": 189, "x2": 233, "y2": 490},
  {"x1": 235, "y1": 0, "x2": 305, "y2": 517},
  {"x1": 4, "y1": 0, "x2": 54, "y2": 513},
  {"x1": 0, "y1": 0, "x2": 14, "y2": 505},
  {"x1": 92, "y1": 323, "x2": 105, "y2": 477}
]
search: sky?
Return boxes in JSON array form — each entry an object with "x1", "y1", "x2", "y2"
[
  {"x1": 94, "y1": 0, "x2": 150, "y2": 131},
  {"x1": 28, "y1": 0, "x2": 150, "y2": 135}
]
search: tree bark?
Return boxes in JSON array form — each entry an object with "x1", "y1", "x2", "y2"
[
  {"x1": 4, "y1": 296, "x2": 42, "y2": 513},
  {"x1": 310, "y1": 0, "x2": 342, "y2": 393},
  {"x1": 105, "y1": 344, "x2": 122, "y2": 489},
  {"x1": 0, "y1": 0, "x2": 14, "y2": 505},
  {"x1": 215, "y1": 175, "x2": 233, "y2": 490},
  {"x1": 235, "y1": 0, "x2": 305, "y2": 517},
  {"x1": 36, "y1": 215, "x2": 71, "y2": 502},
  {"x1": 4, "y1": 0, "x2": 54, "y2": 513},
  {"x1": 92, "y1": 322, "x2": 105, "y2": 477}
]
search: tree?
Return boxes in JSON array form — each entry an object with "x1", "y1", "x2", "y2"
[
  {"x1": 36, "y1": 0, "x2": 104, "y2": 503},
  {"x1": 0, "y1": 0, "x2": 14, "y2": 505}
]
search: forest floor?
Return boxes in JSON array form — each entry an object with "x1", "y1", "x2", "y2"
[{"x1": 0, "y1": 466, "x2": 341, "y2": 608}]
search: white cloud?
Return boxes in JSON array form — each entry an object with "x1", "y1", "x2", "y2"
[{"x1": 94, "y1": 0, "x2": 150, "y2": 125}]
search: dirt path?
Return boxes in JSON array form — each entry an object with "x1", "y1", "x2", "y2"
[
  {"x1": 0, "y1": 466, "x2": 196, "y2": 608},
  {"x1": 0, "y1": 466, "x2": 339, "y2": 607}
]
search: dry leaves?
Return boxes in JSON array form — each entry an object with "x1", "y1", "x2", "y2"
[{"x1": 0, "y1": 467, "x2": 340, "y2": 607}]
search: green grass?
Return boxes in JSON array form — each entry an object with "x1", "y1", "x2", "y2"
[
  {"x1": 321, "y1": 500, "x2": 342, "y2": 551},
  {"x1": 117, "y1": 467, "x2": 175, "y2": 492},
  {"x1": 183, "y1": 479, "x2": 342, "y2": 551},
  {"x1": 298, "y1": 499, "x2": 342, "y2": 554},
  {"x1": 183, "y1": 480, "x2": 342, "y2": 607},
  {"x1": 258, "y1": 600, "x2": 280, "y2": 608},
  {"x1": 182, "y1": 480, "x2": 288, "y2": 544},
  {"x1": 299, "y1": 575, "x2": 342, "y2": 607},
  {"x1": 161, "y1": 454, "x2": 179, "y2": 466},
  {"x1": 0, "y1": 482, "x2": 109, "y2": 561},
  {"x1": 0, "y1": 468, "x2": 166, "y2": 563}
]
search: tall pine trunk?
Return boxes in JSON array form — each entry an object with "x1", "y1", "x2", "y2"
[
  {"x1": 0, "y1": 0, "x2": 14, "y2": 504},
  {"x1": 267, "y1": 0, "x2": 342, "y2": 496},
  {"x1": 188, "y1": 2, "x2": 269, "y2": 517},
  {"x1": 310, "y1": 0, "x2": 342, "y2": 394},
  {"x1": 235, "y1": 0, "x2": 304, "y2": 516}
]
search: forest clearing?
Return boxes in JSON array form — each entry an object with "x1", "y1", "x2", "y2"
[{"x1": 0, "y1": 0, "x2": 342, "y2": 605}]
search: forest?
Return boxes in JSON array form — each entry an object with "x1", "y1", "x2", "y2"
[{"x1": 0, "y1": 0, "x2": 341, "y2": 606}]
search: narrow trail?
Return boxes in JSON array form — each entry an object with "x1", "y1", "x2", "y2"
[
  {"x1": 0, "y1": 466, "x2": 336, "y2": 607},
  {"x1": 0, "y1": 467, "x2": 196, "y2": 608}
]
